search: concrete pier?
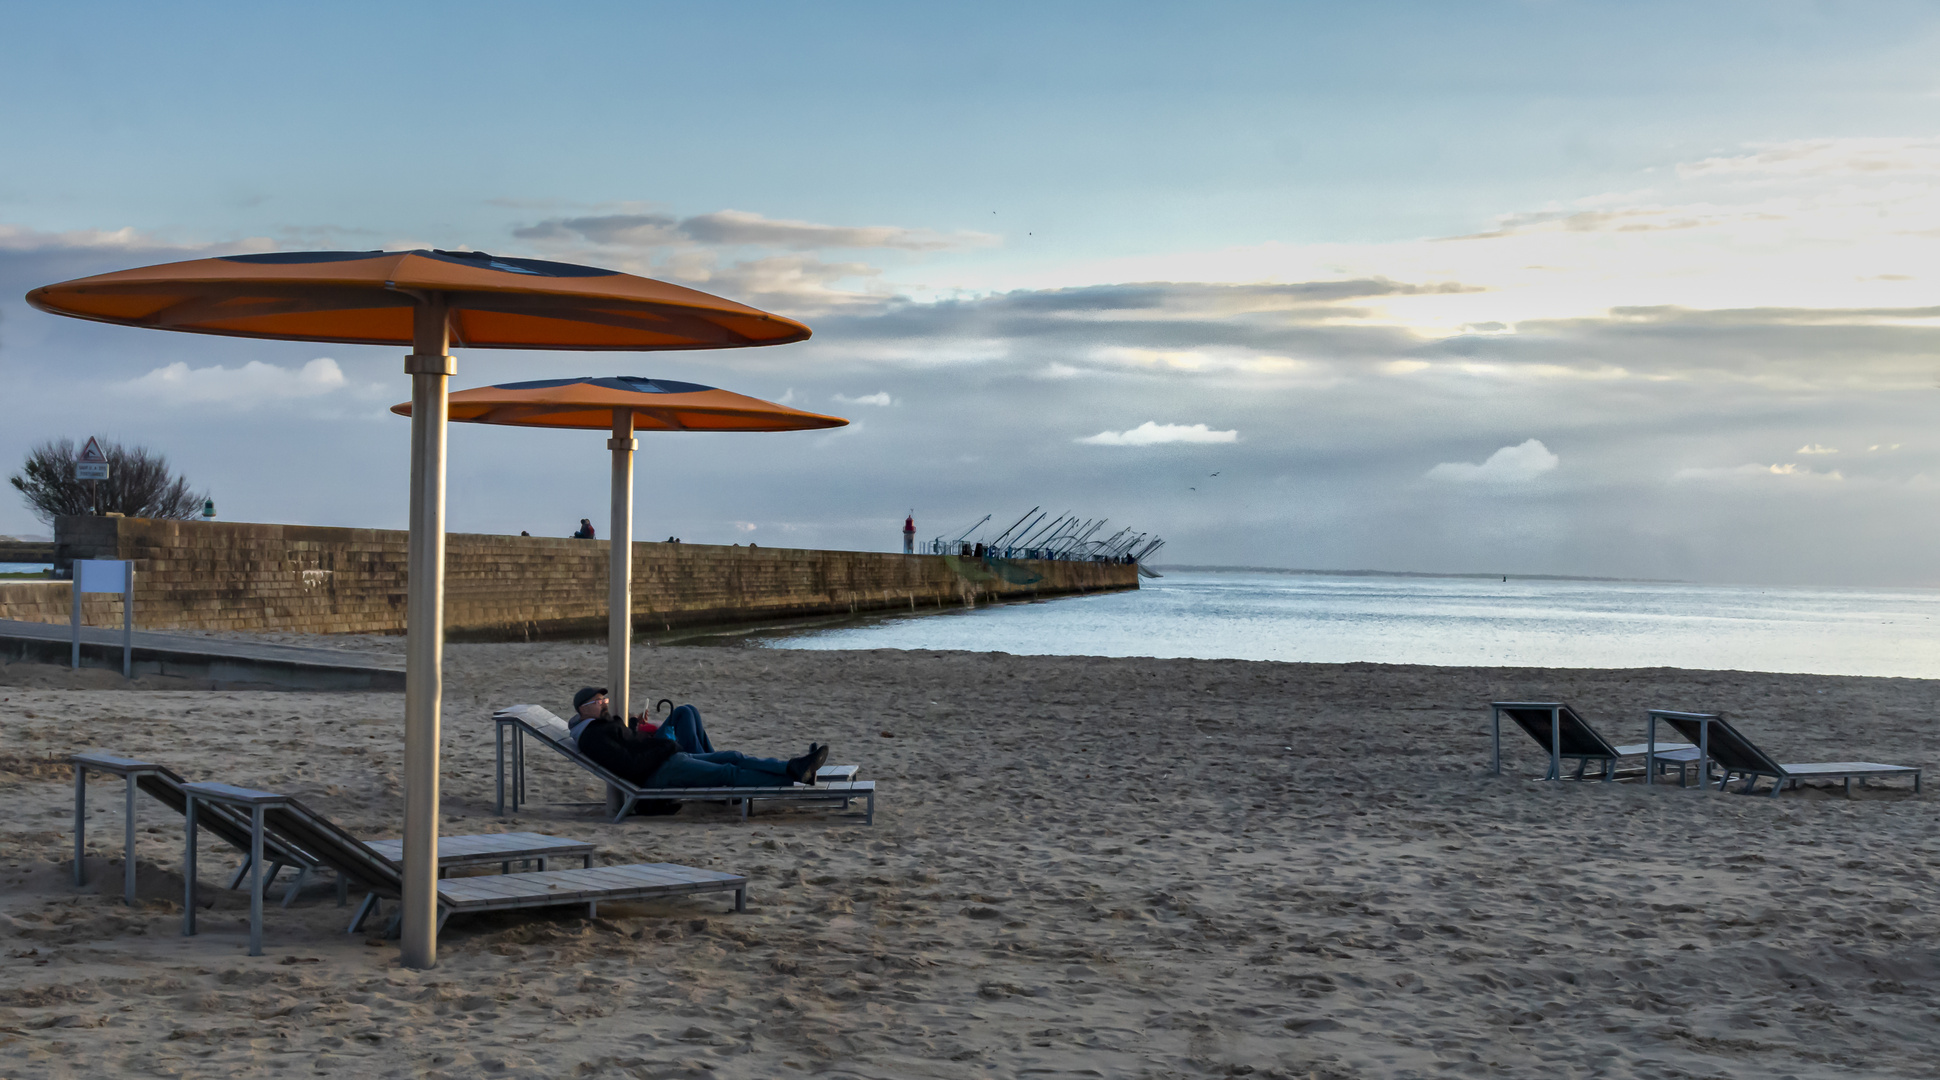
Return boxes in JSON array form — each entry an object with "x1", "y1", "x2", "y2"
[{"x1": 0, "y1": 516, "x2": 1138, "y2": 641}]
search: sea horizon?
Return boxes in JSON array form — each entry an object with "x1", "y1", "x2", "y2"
[{"x1": 751, "y1": 568, "x2": 1940, "y2": 680}]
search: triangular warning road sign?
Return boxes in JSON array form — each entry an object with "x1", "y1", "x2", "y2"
[{"x1": 79, "y1": 437, "x2": 107, "y2": 464}]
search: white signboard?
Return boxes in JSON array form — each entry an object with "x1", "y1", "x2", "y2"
[
  {"x1": 70, "y1": 558, "x2": 135, "y2": 678},
  {"x1": 75, "y1": 437, "x2": 109, "y2": 481},
  {"x1": 75, "y1": 559, "x2": 130, "y2": 593}
]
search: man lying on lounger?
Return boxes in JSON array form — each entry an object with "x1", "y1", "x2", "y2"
[{"x1": 568, "y1": 687, "x2": 829, "y2": 788}]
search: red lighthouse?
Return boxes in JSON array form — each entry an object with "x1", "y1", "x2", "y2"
[{"x1": 902, "y1": 511, "x2": 916, "y2": 555}]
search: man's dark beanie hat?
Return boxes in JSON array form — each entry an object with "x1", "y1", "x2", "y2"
[{"x1": 573, "y1": 686, "x2": 607, "y2": 711}]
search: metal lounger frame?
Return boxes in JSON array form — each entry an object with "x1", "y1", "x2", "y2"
[
  {"x1": 1647, "y1": 710, "x2": 1922, "y2": 797},
  {"x1": 73, "y1": 754, "x2": 322, "y2": 907},
  {"x1": 75, "y1": 752, "x2": 598, "y2": 911},
  {"x1": 1488, "y1": 702, "x2": 1690, "y2": 783},
  {"x1": 493, "y1": 713, "x2": 876, "y2": 825},
  {"x1": 233, "y1": 794, "x2": 747, "y2": 941}
]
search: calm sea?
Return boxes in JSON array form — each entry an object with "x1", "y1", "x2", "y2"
[{"x1": 753, "y1": 571, "x2": 1940, "y2": 679}]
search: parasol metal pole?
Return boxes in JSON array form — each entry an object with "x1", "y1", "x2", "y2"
[
  {"x1": 608, "y1": 410, "x2": 636, "y2": 728},
  {"x1": 401, "y1": 295, "x2": 451, "y2": 970}
]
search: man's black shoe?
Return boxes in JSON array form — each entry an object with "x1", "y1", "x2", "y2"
[{"x1": 787, "y1": 744, "x2": 830, "y2": 785}]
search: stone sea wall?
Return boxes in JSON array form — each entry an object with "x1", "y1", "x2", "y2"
[{"x1": 0, "y1": 516, "x2": 1136, "y2": 639}]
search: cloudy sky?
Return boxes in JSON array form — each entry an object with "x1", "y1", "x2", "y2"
[{"x1": 4, "y1": 1, "x2": 1940, "y2": 584}]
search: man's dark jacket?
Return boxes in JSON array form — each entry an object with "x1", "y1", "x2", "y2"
[{"x1": 575, "y1": 716, "x2": 678, "y2": 785}]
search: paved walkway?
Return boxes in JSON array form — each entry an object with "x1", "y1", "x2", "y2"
[{"x1": 0, "y1": 618, "x2": 404, "y2": 690}]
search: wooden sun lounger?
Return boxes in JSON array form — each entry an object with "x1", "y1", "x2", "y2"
[
  {"x1": 493, "y1": 705, "x2": 876, "y2": 825},
  {"x1": 1489, "y1": 703, "x2": 1694, "y2": 782},
  {"x1": 179, "y1": 781, "x2": 747, "y2": 955},
  {"x1": 1646, "y1": 710, "x2": 1922, "y2": 797},
  {"x1": 72, "y1": 752, "x2": 594, "y2": 908}
]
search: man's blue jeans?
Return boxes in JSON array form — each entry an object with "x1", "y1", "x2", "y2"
[
  {"x1": 646, "y1": 750, "x2": 792, "y2": 788},
  {"x1": 649, "y1": 704, "x2": 716, "y2": 754}
]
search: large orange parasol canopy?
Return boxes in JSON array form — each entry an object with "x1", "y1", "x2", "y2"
[
  {"x1": 25, "y1": 249, "x2": 810, "y2": 350},
  {"x1": 392, "y1": 375, "x2": 848, "y2": 431},
  {"x1": 27, "y1": 250, "x2": 813, "y2": 972},
  {"x1": 394, "y1": 376, "x2": 845, "y2": 743}
]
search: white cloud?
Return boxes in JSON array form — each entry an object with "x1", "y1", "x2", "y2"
[
  {"x1": 116, "y1": 358, "x2": 349, "y2": 406},
  {"x1": 1677, "y1": 138, "x2": 1940, "y2": 180},
  {"x1": 1796, "y1": 444, "x2": 1839, "y2": 455},
  {"x1": 1090, "y1": 346, "x2": 1309, "y2": 375},
  {"x1": 1425, "y1": 438, "x2": 1559, "y2": 484},
  {"x1": 833, "y1": 391, "x2": 894, "y2": 406},
  {"x1": 513, "y1": 209, "x2": 997, "y2": 253},
  {"x1": 0, "y1": 224, "x2": 154, "y2": 251},
  {"x1": 979, "y1": 137, "x2": 1940, "y2": 340},
  {"x1": 1672, "y1": 462, "x2": 1846, "y2": 483},
  {"x1": 680, "y1": 210, "x2": 996, "y2": 252},
  {"x1": 1077, "y1": 421, "x2": 1238, "y2": 446}
]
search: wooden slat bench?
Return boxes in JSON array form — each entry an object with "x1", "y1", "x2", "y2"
[
  {"x1": 364, "y1": 832, "x2": 595, "y2": 875},
  {"x1": 183, "y1": 786, "x2": 749, "y2": 946}
]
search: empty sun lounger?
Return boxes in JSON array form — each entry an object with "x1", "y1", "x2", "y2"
[
  {"x1": 493, "y1": 705, "x2": 876, "y2": 825},
  {"x1": 1646, "y1": 710, "x2": 1922, "y2": 797},
  {"x1": 73, "y1": 753, "x2": 319, "y2": 905},
  {"x1": 1489, "y1": 702, "x2": 1694, "y2": 782},
  {"x1": 180, "y1": 781, "x2": 747, "y2": 956},
  {"x1": 72, "y1": 752, "x2": 595, "y2": 909}
]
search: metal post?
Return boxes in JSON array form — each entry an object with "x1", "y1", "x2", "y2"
[
  {"x1": 122, "y1": 569, "x2": 134, "y2": 678},
  {"x1": 608, "y1": 410, "x2": 636, "y2": 725},
  {"x1": 1490, "y1": 708, "x2": 1501, "y2": 776},
  {"x1": 1699, "y1": 718, "x2": 1711, "y2": 793},
  {"x1": 124, "y1": 773, "x2": 137, "y2": 904},
  {"x1": 70, "y1": 576, "x2": 82, "y2": 669},
  {"x1": 1646, "y1": 712, "x2": 1656, "y2": 786},
  {"x1": 182, "y1": 794, "x2": 197, "y2": 936},
  {"x1": 401, "y1": 297, "x2": 451, "y2": 970},
  {"x1": 249, "y1": 805, "x2": 265, "y2": 957},
  {"x1": 72, "y1": 764, "x2": 86, "y2": 885},
  {"x1": 1549, "y1": 707, "x2": 1562, "y2": 782}
]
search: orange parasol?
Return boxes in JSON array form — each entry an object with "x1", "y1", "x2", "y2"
[
  {"x1": 395, "y1": 376, "x2": 845, "y2": 727},
  {"x1": 28, "y1": 250, "x2": 812, "y2": 970},
  {"x1": 25, "y1": 249, "x2": 809, "y2": 350},
  {"x1": 407, "y1": 375, "x2": 847, "y2": 430}
]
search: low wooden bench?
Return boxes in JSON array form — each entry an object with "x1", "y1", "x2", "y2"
[
  {"x1": 364, "y1": 832, "x2": 595, "y2": 875},
  {"x1": 404, "y1": 863, "x2": 747, "y2": 930},
  {"x1": 175, "y1": 783, "x2": 747, "y2": 952}
]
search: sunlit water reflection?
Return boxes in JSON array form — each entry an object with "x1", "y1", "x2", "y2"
[{"x1": 756, "y1": 571, "x2": 1940, "y2": 678}]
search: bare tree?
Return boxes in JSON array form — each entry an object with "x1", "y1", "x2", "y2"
[{"x1": 9, "y1": 438, "x2": 208, "y2": 525}]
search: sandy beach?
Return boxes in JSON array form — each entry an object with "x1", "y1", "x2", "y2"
[{"x1": 2, "y1": 640, "x2": 1935, "y2": 1078}]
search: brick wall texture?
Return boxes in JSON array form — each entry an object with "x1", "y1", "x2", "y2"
[{"x1": 0, "y1": 516, "x2": 1138, "y2": 639}]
